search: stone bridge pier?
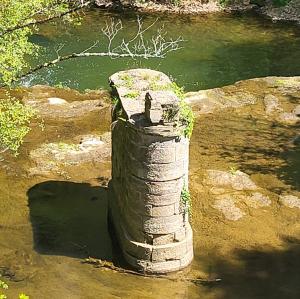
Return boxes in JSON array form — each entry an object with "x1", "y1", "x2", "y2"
[{"x1": 108, "y1": 69, "x2": 193, "y2": 273}]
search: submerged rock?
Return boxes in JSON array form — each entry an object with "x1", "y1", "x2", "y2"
[
  {"x1": 205, "y1": 170, "x2": 257, "y2": 191},
  {"x1": 213, "y1": 196, "x2": 245, "y2": 221},
  {"x1": 260, "y1": 0, "x2": 300, "y2": 24},
  {"x1": 29, "y1": 133, "x2": 111, "y2": 177},
  {"x1": 185, "y1": 88, "x2": 257, "y2": 114},
  {"x1": 241, "y1": 192, "x2": 271, "y2": 208},
  {"x1": 47, "y1": 97, "x2": 68, "y2": 105},
  {"x1": 22, "y1": 85, "x2": 110, "y2": 120},
  {"x1": 293, "y1": 105, "x2": 300, "y2": 117},
  {"x1": 278, "y1": 112, "x2": 299, "y2": 125},
  {"x1": 263, "y1": 94, "x2": 283, "y2": 115},
  {"x1": 280, "y1": 195, "x2": 300, "y2": 209}
]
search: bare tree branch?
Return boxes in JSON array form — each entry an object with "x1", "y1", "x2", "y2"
[{"x1": 5, "y1": 16, "x2": 184, "y2": 86}]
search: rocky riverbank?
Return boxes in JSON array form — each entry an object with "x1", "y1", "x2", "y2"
[{"x1": 94, "y1": 0, "x2": 300, "y2": 24}]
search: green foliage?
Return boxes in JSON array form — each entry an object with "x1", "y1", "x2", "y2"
[
  {"x1": 0, "y1": 0, "x2": 80, "y2": 86},
  {"x1": 0, "y1": 280, "x2": 8, "y2": 290},
  {"x1": 1, "y1": 276, "x2": 30, "y2": 299},
  {"x1": 181, "y1": 184, "x2": 192, "y2": 219},
  {"x1": 218, "y1": 0, "x2": 231, "y2": 7},
  {"x1": 119, "y1": 74, "x2": 134, "y2": 88},
  {"x1": 0, "y1": 94, "x2": 37, "y2": 155},
  {"x1": 111, "y1": 96, "x2": 119, "y2": 106},
  {"x1": 54, "y1": 82, "x2": 69, "y2": 89},
  {"x1": 272, "y1": 0, "x2": 290, "y2": 6},
  {"x1": 1, "y1": 276, "x2": 7, "y2": 299},
  {"x1": 229, "y1": 165, "x2": 238, "y2": 175},
  {"x1": 124, "y1": 90, "x2": 140, "y2": 99},
  {"x1": 170, "y1": 0, "x2": 181, "y2": 6},
  {"x1": 170, "y1": 82, "x2": 195, "y2": 139}
]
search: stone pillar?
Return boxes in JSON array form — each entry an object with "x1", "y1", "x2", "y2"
[{"x1": 108, "y1": 69, "x2": 193, "y2": 273}]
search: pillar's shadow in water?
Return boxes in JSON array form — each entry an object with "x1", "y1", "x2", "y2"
[{"x1": 27, "y1": 181, "x2": 113, "y2": 260}]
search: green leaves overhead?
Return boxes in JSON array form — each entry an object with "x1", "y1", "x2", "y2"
[
  {"x1": 0, "y1": 0, "x2": 84, "y2": 86},
  {"x1": 0, "y1": 95, "x2": 37, "y2": 154}
]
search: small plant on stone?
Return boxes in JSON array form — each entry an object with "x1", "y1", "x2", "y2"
[
  {"x1": 219, "y1": 0, "x2": 231, "y2": 6},
  {"x1": 229, "y1": 165, "x2": 238, "y2": 175},
  {"x1": 171, "y1": 0, "x2": 181, "y2": 6},
  {"x1": 181, "y1": 185, "x2": 192, "y2": 220},
  {"x1": 54, "y1": 82, "x2": 69, "y2": 89},
  {"x1": 124, "y1": 90, "x2": 140, "y2": 99},
  {"x1": 111, "y1": 96, "x2": 119, "y2": 106},
  {"x1": 170, "y1": 82, "x2": 194, "y2": 139},
  {"x1": 119, "y1": 74, "x2": 134, "y2": 88}
]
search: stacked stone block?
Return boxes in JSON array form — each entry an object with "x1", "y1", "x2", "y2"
[{"x1": 109, "y1": 69, "x2": 193, "y2": 273}]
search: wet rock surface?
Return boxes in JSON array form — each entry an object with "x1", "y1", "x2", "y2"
[
  {"x1": 29, "y1": 133, "x2": 111, "y2": 178},
  {"x1": 186, "y1": 76, "x2": 300, "y2": 122},
  {"x1": 205, "y1": 169, "x2": 258, "y2": 191},
  {"x1": 260, "y1": 0, "x2": 300, "y2": 24},
  {"x1": 204, "y1": 170, "x2": 271, "y2": 220},
  {"x1": 280, "y1": 194, "x2": 300, "y2": 209},
  {"x1": 22, "y1": 85, "x2": 110, "y2": 120},
  {"x1": 94, "y1": 0, "x2": 300, "y2": 24}
]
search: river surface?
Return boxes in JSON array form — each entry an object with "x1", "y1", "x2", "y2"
[
  {"x1": 22, "y1": 9, "x2": 300, "y2": 91},
  {"x1": 1, "y1": 8, "x2": 300, "y2": 299}
]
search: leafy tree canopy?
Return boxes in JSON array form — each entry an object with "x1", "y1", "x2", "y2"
[{"x1": 0, "y1": 0, "x2": 88, "y2": 86}]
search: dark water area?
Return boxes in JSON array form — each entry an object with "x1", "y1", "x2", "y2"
[{"x1": 22, "y1": 9, "x2": 300, "y2": 91}]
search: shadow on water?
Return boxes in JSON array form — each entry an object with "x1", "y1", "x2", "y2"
[
  {"x1": 27, "y1": 181, "x2": 113, "y2": 261},
  {"x1": 200, "y1": 236, "x2": 300, "y2": 299}
]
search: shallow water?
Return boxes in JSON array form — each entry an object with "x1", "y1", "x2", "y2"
[
  {"x1": 22, "y1": 9, "x2": 300, "y2": 91},
  {"x1": 1, "y1": 9, "x2": 300, "y2": 299},
  {"x1": 1, "y1": 79, "x2": 300, "y2": 298}
]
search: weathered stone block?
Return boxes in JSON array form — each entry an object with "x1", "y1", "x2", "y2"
[
  {"x1": 174, "y1": 227, "x2": 186, "y2": 242},
  {"x1": 144, "y1": 193, "x2": 180, "y2": 207},
  {"x1": 145, "y1": 90, "x2": 179, "y2": 125},
  {"x1": 175, "y1": 137, "x2": 189, "y2": 161},
  {"x1": 126, "y1": 141, "x2": 176, "y2": 164},
  {"x1": 151, "y1": 204, "x2": 176, "y2": 217},
  {"x1": 152, "y1": 233, "x2": 174, "y2": 245},
  {"x1": 128, "y1": 158, "x2": 185, "y2": 181},
  {"x1": 127, "y1": 174, "x2": 183, "y2": 196},
  {"x1": 128, "y1": 127, "x2": 176, "y2": 146},
  {"x1": 151, "y1": 239, "x2": 188, "y2": 262},
  {"x1": 144, "y1": 259, "x2": 181, "y2": 273},
  {"x1": 180, "y1": 248, "x2": 194, "y2": 268},
  {"x1": 120, "y1": 225, "x2": 152, "y2": 260},
  {"x1": 143, "y1": 215, "x2": 184, "y2": 234},
  {"x1": 174, "y1": 202, "x2": 181, "y2": 215},
  {"x1": 123, "y1": 250, "x2": 182, "y2": 273}
]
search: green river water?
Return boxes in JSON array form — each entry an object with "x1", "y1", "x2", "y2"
[{"x1": 23, "y1": 9, "x2": 300, "y2": 91}]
